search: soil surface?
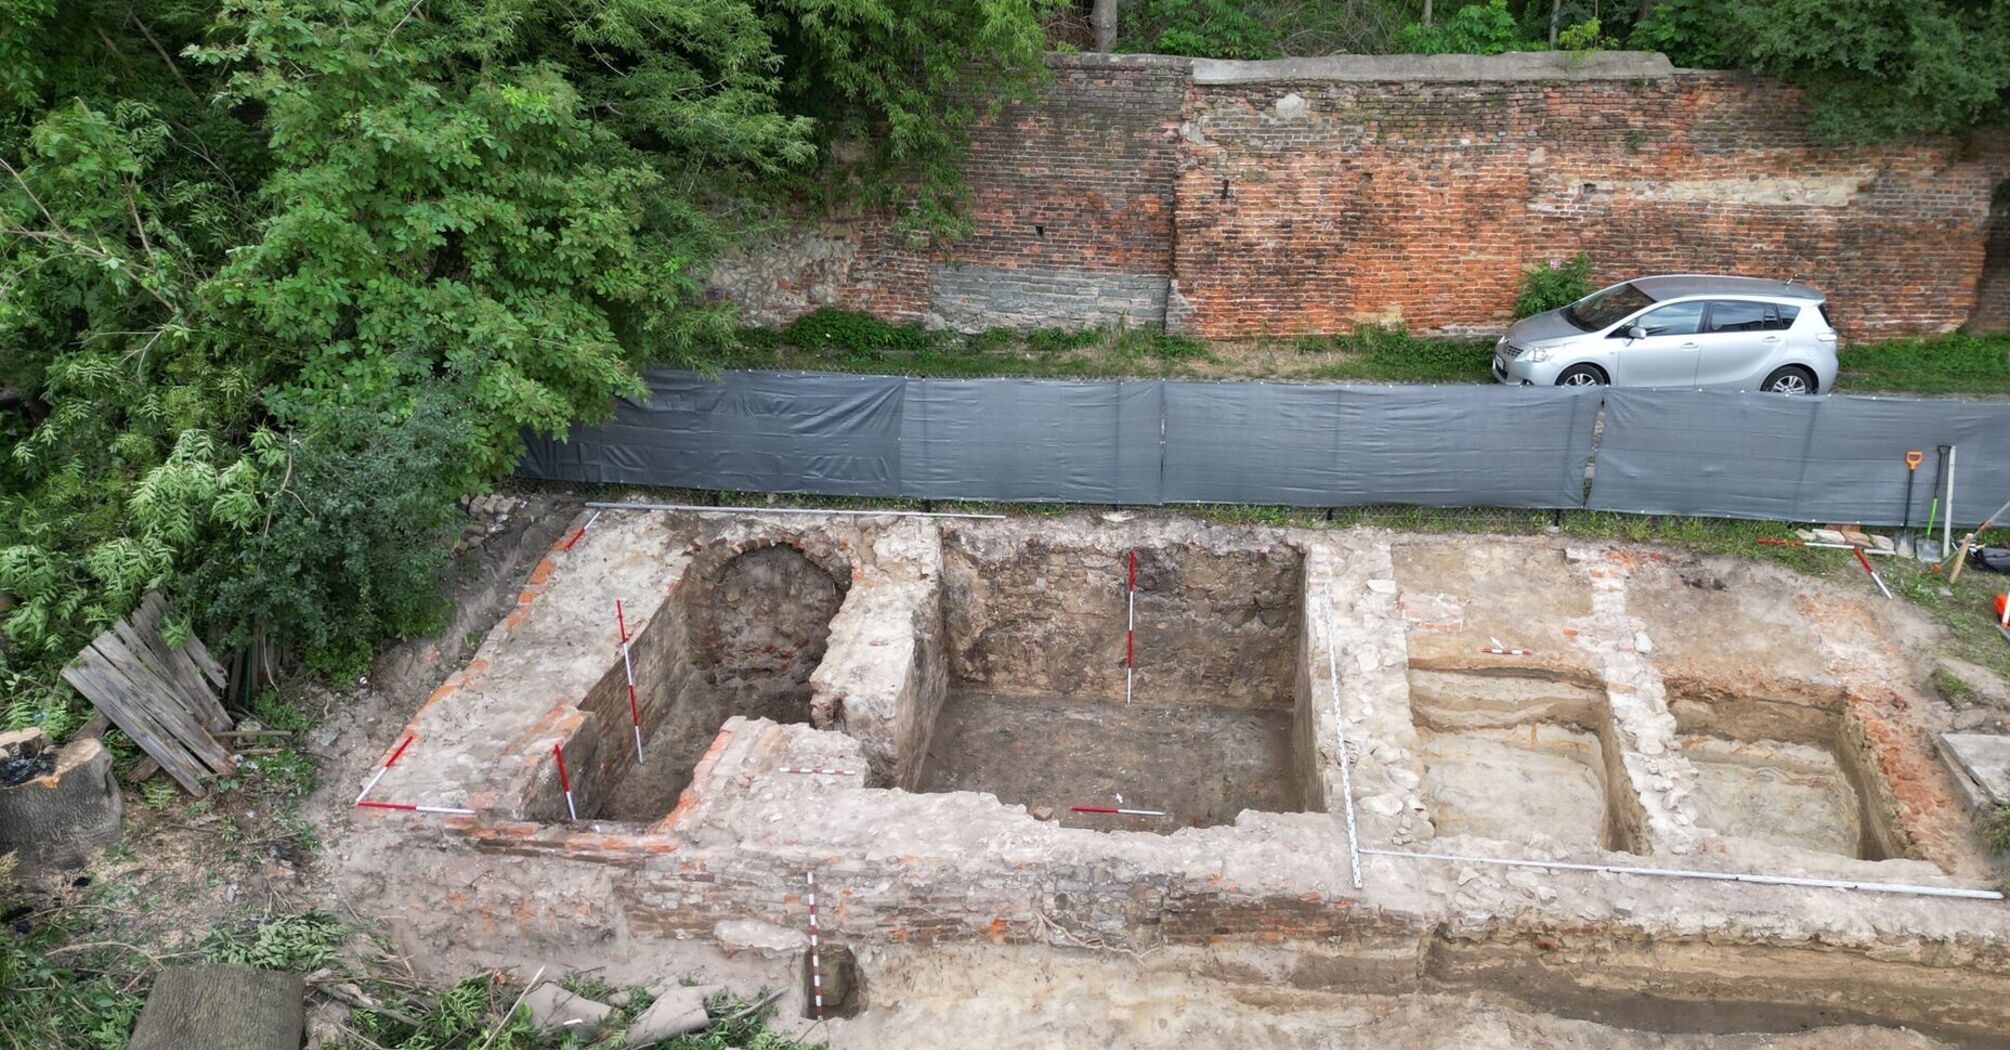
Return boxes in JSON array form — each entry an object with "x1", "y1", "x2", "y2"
[{"x1": 916, "y1": 690, "x2": 1304, "y2": 831}]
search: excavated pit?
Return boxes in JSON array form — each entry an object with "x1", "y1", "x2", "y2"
[
  {"x1": 594, "y1": 542, "x2": 850, "y2": 821},
  {"x1": 1409, "y1": 669, "x2": 1648, "y2": 855},
  {"x1": 915, "y1": 532, "x2": 1313, "y2": 832},
  {"x1": 1670, "y1": 689, "x2": 1904, "y2": 860}
]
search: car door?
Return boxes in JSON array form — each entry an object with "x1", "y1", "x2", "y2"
[
  {"x1": 1694, "y1": 299, "x2": 1781, "y2": 388},
  {"x1": 1608, "y1": 300, "x2": 1705, "y2": 387}
]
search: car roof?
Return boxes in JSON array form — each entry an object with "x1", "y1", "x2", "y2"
[{"x1": 1632, "y1": 274, "x2": 1824, "y2": 302}]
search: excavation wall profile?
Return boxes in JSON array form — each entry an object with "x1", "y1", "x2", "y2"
[{"x1": 341, "y1": 508, "x2": 2010, "y2": 1046}]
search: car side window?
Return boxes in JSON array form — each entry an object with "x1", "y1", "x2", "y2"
[
  {"x1": 1771, "y1": 304, "x2": 1800, "y2": 330},
  {"x1": 1704, "y1": 300, "x2": 1772, "y2": 333},
  {"x1": 1630, "y1": 301, "x2": 1705, "y2": 337}
]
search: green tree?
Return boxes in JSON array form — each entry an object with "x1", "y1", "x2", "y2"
[
  {"x1": 1632, "y1": 0, "x2": 2010, "y2": 141},
  {"x1": 1, "y1": 0, "x2": 1054, "y2": 719},
  {"x1": 1394, "y1": 0, "x2": 1533, "y2": 54}
]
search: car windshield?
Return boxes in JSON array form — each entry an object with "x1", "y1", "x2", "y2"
[{"x1": 1563, "y1": 283, "x2": 1655, "y2": 331}]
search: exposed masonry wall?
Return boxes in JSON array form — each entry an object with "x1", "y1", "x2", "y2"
[
  {"x1": 938, "y1": 524, "x2": 1303, "y2": 708},
  {"x1": 339, "y1": 512, "x2": 2010, "y2": 1043},
  {"x1": 708, "y1": 52, "x2": 2010, "y2": 339}
]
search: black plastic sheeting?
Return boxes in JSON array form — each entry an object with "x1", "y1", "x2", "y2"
[
  {"x1": 517, "y1": 369, "x2": 2010, "y2": 523},
  {"x1": 1589, "y1": 390, "x2": 2010, "y2": 527}
]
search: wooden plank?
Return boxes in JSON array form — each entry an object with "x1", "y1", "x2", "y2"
[
  {"x1": 122, "y1": 595, "x2": 226, "y2": 728},
  {"x1": 125, "y1": 757, "x2": 162, "y2": 786},
  {"x1": 77, "y1": 642, "x2": 232, "y2": 775},
  {"x1": 63, "y1": 661, "x2": 208, "y2": 795},
  {"x1": 137, "y1": 592, "x2": 229, "y2": 719},
  {"x1": 105, "y1": 621, "x2": 208, "y2": 727},
  {"x1": 182, "y1": 632, "x2": 228, "y2": 693},
  {"x1": 67, "y1": 655, "x2": 214, "y2": 781},
  {"x1": 75, "y1": 713, "x2": 110, "y2": 740},
  {"x1": 112, "y1": 615, "x2": 227, "y2": 732}
]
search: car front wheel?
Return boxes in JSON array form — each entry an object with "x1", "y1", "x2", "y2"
[
  {"x1": 1555, "y1": 364, "x2": 1608, "y2": 387},
  {"x1": 1761, "y1": 366, "x2": 1816, "y2": 395}
]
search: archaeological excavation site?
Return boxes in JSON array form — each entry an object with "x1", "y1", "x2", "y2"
[{"x1": 332, "y1": 505, "x2": 2010, "y2": 1046}]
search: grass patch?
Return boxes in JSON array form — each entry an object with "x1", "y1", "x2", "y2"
[
  {"x1": 1934, "y1": 667, "x2": 1980, "y2": 706},
  {"x1": 1987, "y1": 803, "x2": 2010, "y2": 854},
  {"x1": 715, "y1": 313, "x2": 2010, "y2": 396},
  {"x1": 0, "y1": 883, "x2": 825, "y2": 1050},
  {"x1": 1837, "y1": 332, "x2": 2010, "y2": 396}
]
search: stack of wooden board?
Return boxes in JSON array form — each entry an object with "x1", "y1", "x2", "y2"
[{"x1": 60, "y1": 593, "x2": 233, "y2": 796}]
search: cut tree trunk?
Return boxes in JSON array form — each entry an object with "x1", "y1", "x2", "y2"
[
  {"x1": 129, "y1": 964, "x2": 305, "y2": 1050},
  {"x1": 1091, "y1": 0, "x2": 1118, "y2": 51},
  {"x1": 1548, "y1": 0, "x2": 1563, "y2": 46},
  {"x1": 0, "y1": 730, "x2": 123, "y2": 875},
  {"x1": 1422, "y1": 0, "x2": 1433, "y2": 27}
]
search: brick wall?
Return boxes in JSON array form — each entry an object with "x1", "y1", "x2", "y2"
[{"x1": 711, "y1": 52, "x2": 2010, "y2": 339}]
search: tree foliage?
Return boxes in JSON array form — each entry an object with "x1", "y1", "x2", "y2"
[
  {"x1": 1, "y1": 0, "x2": 1053, "y2": 717},
  {"x1": 1395, "y1": 0, "x2": 1532, "y2": 54}
]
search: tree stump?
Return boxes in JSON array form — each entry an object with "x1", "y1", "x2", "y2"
[
  {"x1": 129, "y1": 964, "x2": 305, "y2": 1050},
  {"x1": 0, "y1": 729, "x2": 122, "y2": 874}
]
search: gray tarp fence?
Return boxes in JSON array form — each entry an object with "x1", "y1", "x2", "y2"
[
  {"x1": 518, "y1": 369, "x2": 2010, "y2": 525},
  {"x1": 1159, "y1": 383, "x2": 1600, "y2": 508},
  {"x1": 1589, "y1": 390, "x2": 2010, "y2": 527}
]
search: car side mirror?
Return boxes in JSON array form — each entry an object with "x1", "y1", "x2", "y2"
[{"x1": 1626, "y1": 324, "x2": 1646, "y2": 340}]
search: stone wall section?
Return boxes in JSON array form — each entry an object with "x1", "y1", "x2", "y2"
[{"x1": 710, "y1": 53, "x2": 2008, "y2": 339}]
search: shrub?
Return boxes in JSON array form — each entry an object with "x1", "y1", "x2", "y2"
[
  {"x1": 1119, "y1": 0, "x2": 1282, "y2": 59},
  {"x1": 1515, "y1": 253, "x2": 1595, "y2": 318},
  {"x1": 177, "y1": 388, "x2": 474, "y2": 679},
  {"x1": 1627, "y1": 0, "x2": 1736, "y2": 68},
  {"x1": 1556, "y1": 17, "x2": 1616, "y2": 52},
  {"x1": 781, "y1": 308, "x2": 943, "y2": 356},
  {"x1": 1395, "y1": 0, "x2": 1530, "y2": 55},
  {"x1": 1024, "y1": 327, "x2": 1102, "y2": 354}
]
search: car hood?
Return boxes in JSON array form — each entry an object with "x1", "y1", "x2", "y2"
[{"x1": 1505, "y1": 308, "x2": 1591, "y2": 347}]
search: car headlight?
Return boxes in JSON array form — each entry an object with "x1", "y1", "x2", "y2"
[{"x1": 1523, "y1": 347, "x2": 1552, "y2": 364}]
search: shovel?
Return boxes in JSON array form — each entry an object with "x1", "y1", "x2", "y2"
[{"x1": 1897, "y1": 449, "x2": 1923, "y2": 558}]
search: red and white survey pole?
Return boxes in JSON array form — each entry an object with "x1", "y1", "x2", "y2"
[
  {"x1": 356, "y1": 801, "x2": 475, "y2": 816},
  {"x1": 616, "y1": 599, "x2": 643, "y2": 763},
  {"x1": 354, "y1": 734, "x2": 413, "y2": 805},
  {"x1": 1070, "y1": 804, "x2": 1168, "y2": 817},
  {"x1": 553, "y1": 742, "x2": 577, "y2": 822},
  {"x1": 1125, "y1": 550, "x2": 1137, "y2": 704},
  {"x1": 805, "y1": 871, "x2": 825, "y2": 1021},
  {"x1": 561, "y1": 509, "x2": 602, "y2": 551}
]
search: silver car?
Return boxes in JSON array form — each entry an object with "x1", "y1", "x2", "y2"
[{"x1": 1492, "y1": 275, "x2": 1838, "y2": 393}]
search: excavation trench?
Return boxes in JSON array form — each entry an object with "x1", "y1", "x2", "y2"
[
  {"x1": 1408, "y1": 668, "x2": 1648, "y2": 855},
  {"x1": 1669, "y1": 687, "x2": 1906, "y2": 861},
  {"x1": 915, "y1": 531, "x2": 1315, "y2": 832},
  {"x1": 588, "y1": 540, "x2": 852, "y2": 823}
]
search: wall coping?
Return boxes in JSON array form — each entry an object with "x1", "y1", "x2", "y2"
[{"x1": 1191, "y1": 50, "x2": 1676, "y2": 83}]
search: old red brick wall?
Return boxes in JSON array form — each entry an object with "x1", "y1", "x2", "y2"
[
  {"x1": 713, "y1": 54, "x2": 2008, "y2": 340},
  {"x1": 1174, "y1": 70, "x2": 2000, "y2": 340}
]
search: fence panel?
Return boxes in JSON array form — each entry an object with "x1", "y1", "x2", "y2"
[
  {"x1": 898, "y1": 379, "x2": 1163, "y2": 503},
  {"x1": 518, "y1": 370, "x2": 906, "y2": 495},
  {"x1": 1588, "y1": 391, "x2": 2010, "y2": 526},
  {"x1": 1159, "y1": 383, "x2": 1601, "y2": 508}
]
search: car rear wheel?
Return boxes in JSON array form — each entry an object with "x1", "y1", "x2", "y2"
[
  {"x1": 1761, "y1": 366, "x2": 1816, "y2": 395},
  {"x1": 1555, "y1": 365, "x2": 1608, "y2": 387}
]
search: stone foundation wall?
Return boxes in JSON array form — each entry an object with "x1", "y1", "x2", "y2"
[{"x1": 709, "y1": 52, "x2": 2009, "y2": 339}]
